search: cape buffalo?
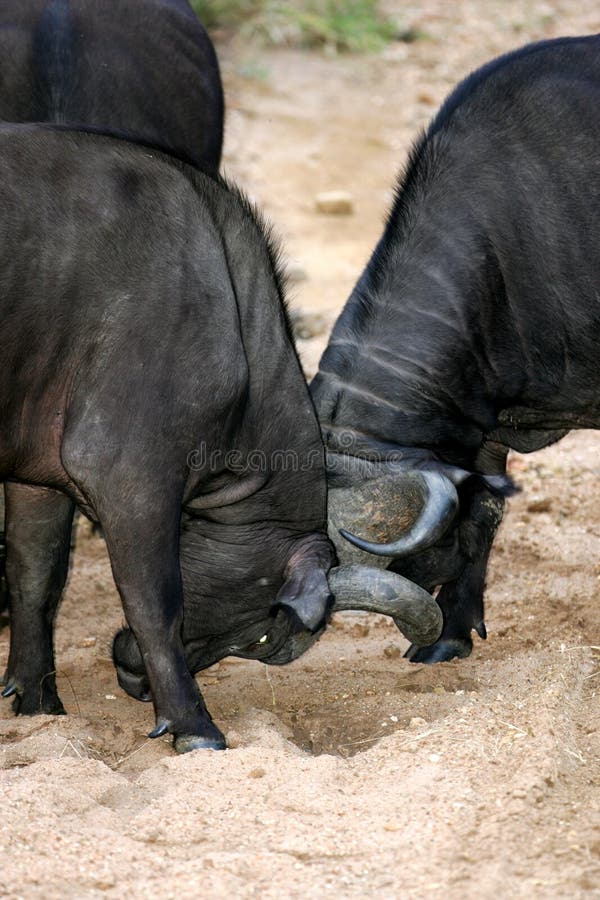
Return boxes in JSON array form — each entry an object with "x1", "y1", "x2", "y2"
[
  {"x1": 0, "y1": 0, "x2": 223, "y2": 171},
  {"x1": 312, "y1": 35, "x2": 600, "y2": 663},
  {"x1": 0, "y1": 125, "x2": 440, "y2": 751},
  {"x1": 0, "y1": 0, "x2": 224, "y2": 615}
]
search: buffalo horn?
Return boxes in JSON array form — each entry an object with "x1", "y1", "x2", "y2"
[
  {"x1": 328, "y1": 565, "x2": 443, "y2": 646},
  {"x1": 339, "y1": 470, "x2": 458, "y2": 558}
]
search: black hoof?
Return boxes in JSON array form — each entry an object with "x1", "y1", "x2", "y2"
[
  {"x1": 405, "y1": 636, "x2": 473, "y2": 664},
  {"x1": 113, "y1": 629, "x2": 151, "y2": 700},
  {"x1": 147, "y1": 714, "x2": 226, "y2": 752},
  {"x1": 116, "y1": 665, "x2": 152, "y2": 702},
  {"x1": 474, "y1": 620, "x2": 487, "y2": 640},
  {"x1": 15, "y1": 697, "x2": 67, "y2": 716},
  {"x1": 148, "y1": 719, "x2": 170, "y2": 739},
  {"x1": 174, "y1": 728, "x2": 227, "y2": 754},
  {"x1": 15, "y1": 690, "x2": 66, "y2": 716},
  {"x1": 2, "y1": 670, "x2": 66, "y2": 714}
]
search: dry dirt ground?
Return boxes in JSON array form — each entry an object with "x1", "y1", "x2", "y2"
[{"x1": 2, "y1": 2, "x2": 600, "y2": 897}]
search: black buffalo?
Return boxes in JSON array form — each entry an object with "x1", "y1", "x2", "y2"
[
  {"x1": 0, "y1": 0, "x2": 224, "y2": 171},
  {"x1": 0, "y1": 0, "x2": 224, "y2": 615},
  {"x1": 0, "y1": 125, "x2": 440, "y2": 750},
  {"x1": 312, "y1": 35, "x2": 600, "y2": 663}
]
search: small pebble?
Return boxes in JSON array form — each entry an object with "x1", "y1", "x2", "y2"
[
  {"x1": 81, "y1": 637, "x2": 97, "y2": 648},
  {"x1": 384, "y1": 644, "x2": 402, "y2": 659},
  {"x1": 417, "y1": 90, "x2": 436, "y2": 105},
  {"x1": 225, "y1": 730, "x2": 242, "y2": 749},
  {"x1": 315, "y1": 190, "x2": 354, "y2": 215},
  {"x1": 248, "y1": 767, "x2": 266, "y2": 779},
  {"x1": 527, "y1": 497, "x2": 552, "y2": 513},
  {"x1": 409, "y1": 716, "x2": 427, "y2": 729}
]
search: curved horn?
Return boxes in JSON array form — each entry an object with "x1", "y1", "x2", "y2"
[
  {"x1": 339, "y1": 470, "x2": 458, "y2": 558},
  {"x1": 328, "y1": 565, "x2": 442, "y2": 647}
]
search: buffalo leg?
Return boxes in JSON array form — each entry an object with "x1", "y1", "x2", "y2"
[
  {"x1": 406, "y1": 486, "x2": 504, "y2": 664},
  {"x1": 0, "y1": 482, "x2": 7, "y2": 618},
  {"x1": 1, "y1": 482, "x2": 74, "y2": 714},
  {"x1": 94, "y1": 493, "x2": 226, "y2": 753}
]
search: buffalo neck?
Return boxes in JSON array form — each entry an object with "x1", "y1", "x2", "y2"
[
  {"x1": 313, "y1": 214, "x2": 511, "y2": 466},
  {"x1": 313, "y1": 42, "x2": 600, "y2": 466}
]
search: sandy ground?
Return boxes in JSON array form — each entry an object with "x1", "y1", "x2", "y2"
[{"x1": 2, "y1": 1, "x2": 600, "y2": 897}]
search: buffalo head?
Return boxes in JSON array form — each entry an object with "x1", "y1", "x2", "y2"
[
  {"x1": 326, "y1": 450, "x2": 510, "y2": 590},
  {"x1": 112, "y1": 500, "x2": 444, "y2": 703}
]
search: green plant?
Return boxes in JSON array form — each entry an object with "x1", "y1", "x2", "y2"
[
  {"x1": 191, "y1": 1, "x2": 263, "y2": 30},
  {"x1": 191, "y1": 0, "x2": 397, "y2": 53},
  {"x1": 283, "y1": 1, "x2": 396, "y2": 52}
]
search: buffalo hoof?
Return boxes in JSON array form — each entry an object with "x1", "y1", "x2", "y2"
[
  {"x1": 147, "y1": 712, "x2": 227, "y2": 753},
  {"x1": 404, "y1": 636, "x2": 473, "y2": 664},
  {"x1": 115, "y1": 666, "x2": 152, "y2": 702},
  {"x1": 174, "y1": 729, "x2": 227, "y2": 754},
  {"x1": 2, "y1": 678, "x2": 66, "y2": 715}
]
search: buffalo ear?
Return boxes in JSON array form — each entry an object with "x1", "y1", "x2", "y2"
[
  {"x1": 478, "y1": 473, "x2": 519, "y2": 496},
  {"x1": 274, "y1": 568, "x2": 332, "y2": 633},
  {"x1": 439, "y1": 464, "x2": 519, "y2": 497}
]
